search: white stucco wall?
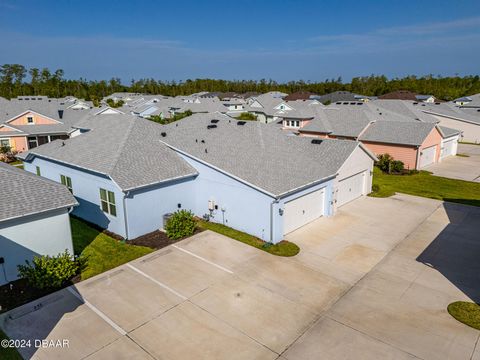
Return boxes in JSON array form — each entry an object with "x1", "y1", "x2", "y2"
[
  {"x1": 0, "y1": 209, "x2": 73, "y2": 285},
  {"x1": 334, "y1": 145, "x2": 374, "y2": 209}
]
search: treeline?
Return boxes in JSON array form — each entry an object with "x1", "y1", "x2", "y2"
[{"x1": 1, "y1": 64, "x2": 479, "y2": 101}]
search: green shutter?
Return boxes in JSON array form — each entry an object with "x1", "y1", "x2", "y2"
[{"x1": 36, "y1": 166, "x2": 41, "y2": 176}]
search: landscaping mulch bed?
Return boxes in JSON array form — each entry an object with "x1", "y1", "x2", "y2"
[{"x1": 129, "y1": 228, "x2": 204, "y2": 249}]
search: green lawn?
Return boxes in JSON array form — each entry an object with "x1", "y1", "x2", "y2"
[
  {"x1": 0, "y1": 330, "x2": 22, "y2": 360},
  {"x1": 448, "y1": 302, "x2": 480, "y2": 330},
  {"x1": 369, "y1": 167, "x2": 480, "y2": 207},
  {"x1": 71, "y1": 217, "x2": 153, "y2": 280},
  {"x1": 197, "y1": 220, "x2": 300, "y2": 257}
]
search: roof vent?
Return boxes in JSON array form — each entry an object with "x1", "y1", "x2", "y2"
[
  {"x1": 207, "y1": 124, "x2": 217, "y2": 129},
  {"x1": 311, "y1": 139, "x2": 323, "y2": 145},
  {"x1": 211, "y1": 119, "x2": 219, "y2": 123},
  {"x1": 61, "y1": 141, "x2": 65, "y2": 147},
  {"x1": 201, "y1": 140, "x2": 205, "y2": 143},
  {"x1": 357, "y1": 103, "x2": 363, "y2": 105},
  {"x1": 161, "y1": 132, "x2": 167, "y2": 137},
  {"x1": 237, "y1": 121, "x2": 246, "y2": 125},
  {"x1": 435, "y1": 102, "x2": 440, "y2": 105},
  {"x1": 413, "y1": 102, "x2": 418, "y2": 105}
]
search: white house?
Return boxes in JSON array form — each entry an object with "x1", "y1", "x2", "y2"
[
  {"x1": 19, "y1": 113, "x2": 375, "y2": 244},
  {"x1": 0, "y1": 162, "x2": 77, "y2": 285}
]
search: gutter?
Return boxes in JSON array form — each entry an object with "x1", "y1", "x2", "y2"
[{"x1": 0, "y1": 201, "x2": 78, "y2": 225}]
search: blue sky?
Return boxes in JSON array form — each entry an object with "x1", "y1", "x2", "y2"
[{"x1": 1, "y1": 0, "x2": 479, "y2": 82}]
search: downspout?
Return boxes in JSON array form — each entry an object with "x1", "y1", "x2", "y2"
[
  {"x1": 270, "y1": 199, "x2": 280, "y2": 243},
  {"x1": 123, "y1": 192, "x2": 130, "y2": 240},
  {"x1": 415, "y1": 146, "x2": 421, "y2": 170}
]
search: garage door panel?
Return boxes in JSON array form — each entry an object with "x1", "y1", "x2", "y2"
[
  {"x1": 419, "y1": 145, "x2": 436, "y2": 168},
  {"x1": 441, "y1": 139, "x2": 456, "y2": 158},
  {"x1": 337, "y1": 172, "x2": 365, "y2": 207},
  {"x1": 284, "y1": 189, "x2": 325, "y2": 235}
]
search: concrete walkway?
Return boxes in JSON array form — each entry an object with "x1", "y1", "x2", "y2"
[{"x1": 1, "y1": 194, "x2": 479, "y2": 359}]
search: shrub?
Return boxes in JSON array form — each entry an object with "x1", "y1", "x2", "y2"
[
  {"x1": 391, "y1": 160, "x2": 404, "y2": 173},
  {"x1": 235, "y1": 112, "x2": 257, "y2": 121},
  {"x1": 371, "y1": 184, "x2": 380, "y2": 192},
  {"x1": 165, "y1": 210, "x2": 196, "y2": 240},
  {"x1": 17, "y1": 250, "x2": 80, "y2": 289},
  {"x1": 375, "y1": 153, "x2": 404, "y2": 174}
]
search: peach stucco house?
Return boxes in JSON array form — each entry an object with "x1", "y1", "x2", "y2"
[
  {"x1": 296, "y1": 107, "x2": 459, "y2": 170},
  {"x1": 0, "y1": 110, "x2": 70, "y2": 152},
  {"x1": 358, "y1": 121, "x2": 445, "y2": 169}
]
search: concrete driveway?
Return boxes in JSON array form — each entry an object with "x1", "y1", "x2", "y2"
[
  {"x1": 1, "y1": 195, "x2": 479, "y2": 360},
  {"x1": 427, "y1": 144, "x2": 480, "y2": 182}
]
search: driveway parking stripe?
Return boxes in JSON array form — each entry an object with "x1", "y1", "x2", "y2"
[
  {"x1": 126, "y1": 263, "x2": 188, "y2": 300},
  {"x1": 67, "y1": 287, "x2": 127, "y2": 336},
  {"x1": 171, "y1": 244, "x2": 234, "y2": 274}
]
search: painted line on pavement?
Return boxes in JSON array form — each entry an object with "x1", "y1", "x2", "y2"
[
  {"x1": 67, "y1": 287, "x2": 127, "y2": 336},
  {"x1": 171, "y1": 244, "x2": 234, "y2": 274},
  {"x1": 126, "y1": 263, "x2": 188, "y2": 300}
]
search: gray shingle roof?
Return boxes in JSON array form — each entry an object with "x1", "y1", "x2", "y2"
[
  {"x1": 0, "y1": 162, "x2": 77, "y2": 222},
  {"x1": 162, "y1": 113, "x2": 362, "y2": 197},
  {"x1": 439, "y1": 126, "x2": 462, "y2": 137},
  {"x1": 18, "y1": 115, "x2": 198, "y2": 191},
  {"x1": 300, "y1": 108, "x2": 373, "y2": 137},
  {"x1": 359, "y1": 120, "x2": 436, "y2": 146}
]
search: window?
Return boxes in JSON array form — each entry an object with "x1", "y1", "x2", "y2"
[
  {"x1": 0, "y1": 139, "x2": 9, "y2": 148},
  {"x1": 100, "y1": 188, "x2": 116, "y2": 216},
  {"x1": 27, "y1": 137, "x2": 38, "y2": 149},
  {"x1": 27, "y1": 116, "x2": 34, "y2": 124},
  {"x1": 36, "y1": 166, "x2": 41, "y2": 176},
  {"x1": 60, "y1": 175, "x2": 73, "y2": 193}
]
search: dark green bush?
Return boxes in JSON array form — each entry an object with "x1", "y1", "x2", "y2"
[
  {"x1": 376, "y1": 153, "x2": 404, "y2": 174},
  {"x1": 391, "y1": 160, "x2": 404, "y2": 173},
  {"x1": 371, "y1": 184, "x2": 380, "y2": 192},
  {"x1": 17, "y1": 250, "x2": 80, "y2": 289},
  {"x1": 165, "y1": 210, "x2": 196, "y2": 240}
]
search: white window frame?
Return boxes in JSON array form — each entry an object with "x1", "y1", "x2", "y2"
[{"x1": 27, "y1": 116, "x2": 34, "y2": 124}]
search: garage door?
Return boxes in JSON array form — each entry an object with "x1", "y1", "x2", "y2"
[
  {"x1": 284, "y1": 188, "x2": 325, "y2": 235},
  {"x1": 337, "y1": 171, "x2": 365, "y2": 207},
  {"x1": 419, "y1": 145, "x2": 436, "y2": 168},
  {"x1": 441, "y1": 139, "x2": 456, "y2": 158}
]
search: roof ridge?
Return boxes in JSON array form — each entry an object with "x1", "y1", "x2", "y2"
[{"x1": 107, "y1": 117, "x2": 138, "y2": 174}]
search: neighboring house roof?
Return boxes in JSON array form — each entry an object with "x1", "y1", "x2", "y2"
[
  {"x1": 161, "y1": 113, "x2": 364, "y2": 198},
  {"x1": 359, "y1": 120, "x2": 437, "y2": 146},
  {"x1": 367, "y1": 100, "x2": 439, "y2": 123},
  {"x1": 283, "y1": 91, "x2": 318, "y2": 101},
  {"x1": 18, "y1": 115, "x2": 198, "y2": 192},
  {"x1": 417, "y1": 102, "x2": 480, "y2": 125},
  {"x1": 300, "y1": 108, "x2": 374, "y2": 138},
  {"x1": 0, "y1": 162, "x2": 77, "y2": 223},
  {"x1": 439, "y1": 126, "x2": 462, "y2": 138},
  {"x1": 317, "y1": 91, "x2": 367, "y2": 104},
  {"x1": 378, "y1": 90, "x2": 418, "y2": 101}
]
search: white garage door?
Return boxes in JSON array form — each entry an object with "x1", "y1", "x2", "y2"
[
  {"x1": 419, "y1": 145, "x2": 436, "y2": 168},
  {"x1": 441, "y1": 139, "x2": 456, "y2": 158},
  {"x1": 337, "y1": 171, "x2": 365, "y2": 207},
  {"x1": 284, "y1": 188, "x2": 325, "y2": 235}
]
